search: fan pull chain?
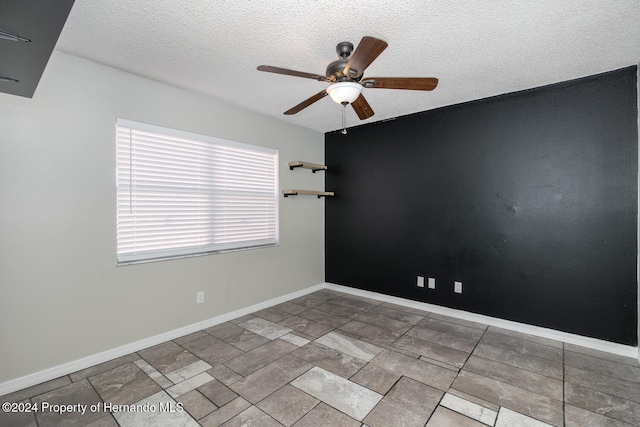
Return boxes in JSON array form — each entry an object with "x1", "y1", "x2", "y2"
[{"x1": 341, "y1": 102, "x2": 348, "y2": 134}]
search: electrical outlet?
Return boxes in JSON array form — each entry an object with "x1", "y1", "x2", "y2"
[
  {"x1": 428, "y1": 277, "x2": 436, "y2": 289},
  {"x1": 197, "y1": 291, "x2": 204, "y2": 304},
  {"x1": 454, "y1": 281, "x2": 463, "y2": 293},
  {"x1": 417, "y1": 276, "x2": 425, "y2": 287}
]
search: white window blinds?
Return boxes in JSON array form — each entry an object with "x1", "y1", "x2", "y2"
[{"x1": 116, "y1": 119, "x2": 278, "y2": 264}]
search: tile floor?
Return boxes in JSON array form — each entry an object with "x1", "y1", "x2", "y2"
[{"x1": 2, "y1": 289, "x2": 640, "y2": 426}]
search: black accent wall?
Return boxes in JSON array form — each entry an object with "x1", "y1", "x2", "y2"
[{"x1": 325, "y1": 66, "x2": 638, "y2": 345}]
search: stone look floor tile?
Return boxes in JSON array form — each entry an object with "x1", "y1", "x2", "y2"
[
  {"x1": 565, "y1": 382, "x2": 640, "y2": 426},
  {"x1": 228, "y1": 314, "x2": 256, "y2": 325},
  {"x1": 494, "y1": 407, "x2": 554, "y2": 427},
  {"x1": 135, "y1": 359, "x2": 175, "y2": 388},
  {"x1": 150, "y1": 371, "x2": 174, "y2": 389},
  {"x1": 206, "y1": 365, "x2": 243, "y2": 386},
  {"x1": 0, "y1": 398, "x2": 38, "y2": 427},
  {"x1": 229, "y1": 354, "x2": 313, "y2": 404},
  {"x1": 180, "y1": 335, "x2": 244, "y2": 366},
  {"x1": 353, "y1": 312, "x2": 414, "y2": 334},
  {"x1": 428, "y1": 313, "x2": 489, "y2": 331},
  {"x1": 406, "y1": 324, "x2": 479, "y2": 353},
  {"x1": 220, "y1": 405, "x2": 282, "y2": 426},
  {"x1": 272, "y1": 301, "x2": 309, "y2": 315},
  {"x1": 197, "y1": 379, "x2": 238, "y2": 407},
  {"x1": 452, "y1": 370, "x2": 563, "y2": 426},
  {"x1": 198, "y1": 397, "x2": 252, "y2": 427},
  {"x1": 297, "y1": 308, "x2": 351, "y2": 328},
  {"x1": 32, "y1": 379, "x2": 104, "y2": 427},
  {"x1": 70, "y1": 353, "x2": 141, "y2": 382},
  {"x1": 0, "y1": 376, "x2": 72, "y2": 403},
  {"x1": 566, "y1": 364, "x2": 640, "y2": 402},
  {"x1": 89, "y1": 363, "x2": 162, "y2": 406},
  {"x1": 278, "y1": 315, "x2": 335, "y2": 338},
  {"x1": 369, "y1": 349, "x2": 457, "y2": 391},
  {"x1": 314, "y1": 331, "x2": 384, "y2": 362},
  {"x1": 367, "y1": 305, "x2": 425, "y2": 325},
  {"x1": 291, "y1": 366, "x2": 383, "y2": 421},
  {"x1": 473, "y1": 342, "x2": 563, "y2": 379},
  {"x1": 564, "y1": 343, "x2": 639, "y2": 366},
  {"x1": 439, "y1": 392, "x2": 498, "y2": 425},
  {"x1": 363, "y1": 376, "x2": 442, "y2": 427},
  {"x1": 253, "y1": 306, "x2": 293, "y2": 322},
  {"x1": 85, "y1": 414, "x2": 120, "y2": 427},
  {"x1": 313, "y1": 301, "x2": 367, "y2": 319},
  {"x1": 349, "y1": 362, "x2": 402, "y2": 395},
  {"x1": 464, "y1": 355, "x2": 563, "y2": 401},
  {"x1": 292, "y1": 341, "x2": 367, "y2": 378},
  {"x1": 165, "y1": 360, "x2": 212, "y2": 384},
  {"x1": 426, "y1": 406, "x2": 487, "y2": 427},
  {"x1": 238, "y1": 317, "x2": 293, "y2": 340},
  {"x1": 134, "y1": 358, "x2": 157, "y2": 374},
  {"x1": 480, "y1": 331, "x2": 563, "y2": 362},
  {"x1": 488, "y1": 326, "x2": 563, "y2": 349},
  {"x1": 288, "y1": 292, "x2": 335, "y2": 308},
  {"x1": 292, "y1": 402, "x2": 361, "y2": 427},
  {"x1": 204, "y1": 322, "x2": 270, "y2": 352},
  {"x1": 393, "y1": 334, "x2": 470, "y2": 368},
  {"x1": 224, "y1": 339, "x2": 297, "y2": 377},
  {"x1": 447, "y1": 388, "x2": 501, "y2": 412},
  {"x1": 418, "y1": 317, "x2": 485, "y2": 341},
  {"x1": 338, "y1": 320, "x2": 402, "y2": 346},
  {"x1": 564, "y1": 404, "x2": 636, "y2": 427},
  {"x1": 419, "y1": 355, "x2": 463, "y2": 372},
  {"x1": 112, "y1": 390, "x2": 198, "y2": 427},
  {"x1": 256, "y1": 384, "x2": 320, "y2": 426},
  {"x1": 176, "y1": 390, "x2": 217, "y2": 420},
  {"x1": 173, "y1": 331, "x2": 209, "y2": 345},
  {"x1": 565, "y1": 350, "x2": 640, "y2": 383},
  {"x1": 166, "y1": 372, "x2": 214, "y2": 399},
  {"x1": 280, "y1": 333, "x2": 311, "y2": 347},
  {"x1": 138, "y1": 341, "x2": 201, "y2": 375},
  {"x1": 7, "y1": 290, "x2": 640, "y2": 427},
  {"x1": 329, "y1": 294, "x2": 381, "y2": 309},
  {"x1": 380, "y1": 301, "x2": 431, "y2": 317}
]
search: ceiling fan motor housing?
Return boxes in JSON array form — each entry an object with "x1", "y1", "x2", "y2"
[
  {"x1": 326, "y1": 42, "x2": 358, "y2": 81},
  {"x1": 336, "y1": 41, "x2": 354, "y2": 58},
  {"x1": 326, "y1": 59, "x2": 351, "y2": 81}
]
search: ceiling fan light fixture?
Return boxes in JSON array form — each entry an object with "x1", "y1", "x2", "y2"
[{"x1": 326, "y1": 81, "x2": 363, "y2": 104}]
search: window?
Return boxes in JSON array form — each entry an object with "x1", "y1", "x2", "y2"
[{"x1": 116, "y1": 119, "x2": 278, "y2": 264}]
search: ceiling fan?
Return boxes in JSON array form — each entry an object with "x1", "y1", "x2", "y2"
[{"x1": 257, "y1": 36, "x2": 438, "y2": 132}]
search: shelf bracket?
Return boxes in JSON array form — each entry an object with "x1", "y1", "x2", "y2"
[{"x1": 288, "y1": 161, "x2": 327, "y2": 173}]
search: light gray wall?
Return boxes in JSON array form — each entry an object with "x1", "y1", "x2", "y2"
[{"x1": 0, "y1": 52, "x2": 325, "y2": 384}]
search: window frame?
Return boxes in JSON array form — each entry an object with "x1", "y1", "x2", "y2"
[{"x1": 115, "y1": 118, "x2": 279, "y2": 265}]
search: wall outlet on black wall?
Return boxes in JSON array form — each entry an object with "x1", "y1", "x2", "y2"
[{"x1": 454, "y1": 281, "x2": 463, "y2": 294}]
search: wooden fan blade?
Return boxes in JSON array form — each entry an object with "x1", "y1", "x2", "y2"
[
  {"x1": 343, "y1": 37, "x2": 388, "y2": 78},
  {"x1": 351, "y1": 94, "x2": 374, "y2": 120},
  {"x1": 366, "y1": 77, "x2": 438, "y2": 91},
  {"x1": 284, "y1": 90, "x2": 328, "y2": 115},
  {"x1": 258, "y1": 65, "x2": 329, "y2": 81}
]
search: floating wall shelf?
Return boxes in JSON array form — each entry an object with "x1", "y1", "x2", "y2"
[
  {"x1": 288, "y1": 161, "x2": 327, "y2": 173},
  {"x1": 283, "y1": 161, "x2": 333, "y2": 198},
  {"x1": 282, "y1": 189, "x2": 334, "y2": 198}
]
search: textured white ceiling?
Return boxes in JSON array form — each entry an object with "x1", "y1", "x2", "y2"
[{"x1": 56, "y1": 0, "x2": 640, "y2": 133}]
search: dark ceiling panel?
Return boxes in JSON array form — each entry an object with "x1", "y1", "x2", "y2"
[{"x1": 0, "y1": 0, "x2": 75, "y2": 98}]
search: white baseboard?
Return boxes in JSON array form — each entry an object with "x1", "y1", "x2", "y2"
[
  {"x1": 323, "y1": 282, "x2": 639, "y2": 360},
  {"x1": 2, "y1": 281, "x2": 637, "y2": 397},
  {"x1": 0, "y1": 283, "x2": 324, "y2": 397}
]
